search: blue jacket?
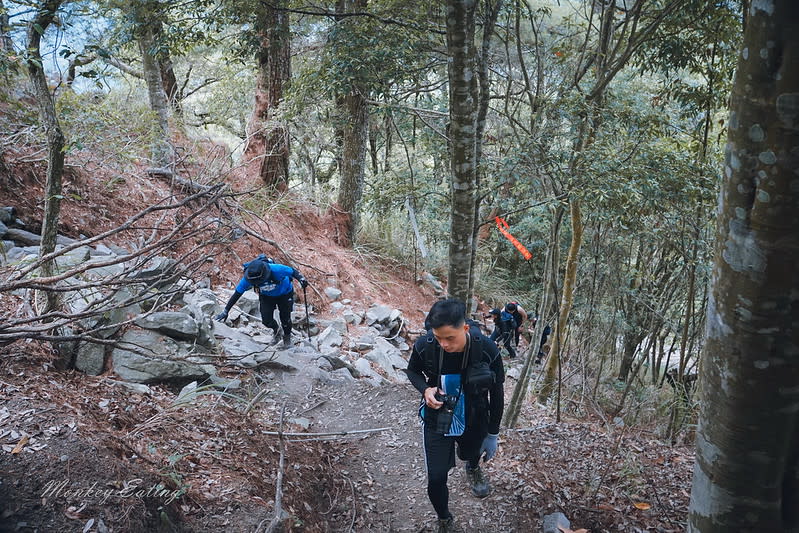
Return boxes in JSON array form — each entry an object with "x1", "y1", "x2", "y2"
[{"x1": 235, "y1": 262, "x2": 299, "y2": 298}]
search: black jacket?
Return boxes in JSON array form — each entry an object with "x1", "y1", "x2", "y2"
[{"x1": 405, "y1": 325, "x2": 505, "y2": 434}]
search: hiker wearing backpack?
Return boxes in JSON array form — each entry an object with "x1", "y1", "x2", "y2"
[
  {"x1": 215, "y1": 255, "x2": 308, "y2": 349},
  {"x1": 486, "y1": 307, "x2": 517, "y2": 359},
  {"x1": 405, "y1": 299, "x2": 505, "y2": 533},
  {"x1": 505, "y1": 302, "x2": 528, "y2": 347}
]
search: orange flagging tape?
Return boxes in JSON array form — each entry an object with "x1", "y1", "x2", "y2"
[{"x1": 495, "y1": 216, "x2": 533, "y2": 260}]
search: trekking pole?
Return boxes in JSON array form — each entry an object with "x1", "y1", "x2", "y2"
[{"x1": 302, "y1": 284, "x2": 311, "y2": 341}]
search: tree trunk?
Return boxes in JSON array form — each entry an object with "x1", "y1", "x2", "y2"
[
  {"x1": 136, "y1": 15, "x2": 171, "y2": 170},
  {"x1": 503, "y1": 204, "x2": 563, "y2": 427},
  {"x1": 688, "y1": 3, "x2": 799, "y2": 531},
  {"x1": 539, "y1": 197, "x2": 583, "y2": 402},
  {"x1": 335, "y1": 89, "x2": 368, "y2": 244},
  {"x1": 0, "y1": 0, "x2": 12, "y2": 52},
  {"x1": 159, "y1": 54, "x2": 181, "y2": 116},
  {"x1": 26, "y1": 0, "x2": 65, "y2": 316},
  {"x1": 445, "y1": 0, "x2": 478, "y2": 303},
  {"x1": 466, "y1": 0, "x2": 503, "y2": 302},
  {"x1": 243, "y1": 0, "x2": 290, "y2": 191}
]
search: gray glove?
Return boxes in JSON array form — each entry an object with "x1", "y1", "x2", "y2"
[
  {"x1": 215, "y1": 310, "x2": 229, "y2": 322},
  {"x1": 479, "y1": 433, "x2": 499, "y2": 461}
]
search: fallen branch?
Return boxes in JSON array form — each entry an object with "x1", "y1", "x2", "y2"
[
  {"x1": 265, "y1": 401, "x2": 288, "y2": 533},
  {"x1": 260, "y1": 427, "x2": 391, "y2": 438}
]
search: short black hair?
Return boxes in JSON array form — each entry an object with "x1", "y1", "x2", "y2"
[{"x1": 426, "y1": 299, "x2": 466, "y2": 329}]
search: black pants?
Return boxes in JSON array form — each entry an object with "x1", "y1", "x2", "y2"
[
  {"x1": 422, "y1": 421, "x2": 487, "y2": 519},
  {"x1": 259, "y1": 291, "x2": 294, "y2": 336}
]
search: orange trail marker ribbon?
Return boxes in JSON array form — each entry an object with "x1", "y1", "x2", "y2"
[{"x1": 495, "y1": 216, "x2": 532, "y2": 260}]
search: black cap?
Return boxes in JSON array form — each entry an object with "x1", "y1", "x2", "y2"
[
  {"x1": 489, "y1": 308, "x2": 501, "y2": 315},
  {"x1": 246, "y1": 261, "x2": 270, "y2": 285}
]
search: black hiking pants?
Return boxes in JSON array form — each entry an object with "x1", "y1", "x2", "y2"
[
  {"x1": 259, "y1": 291, "x2": 294, "y2": 337},
  {"x1": 422, "y1": 421, "x2": 487, "y2": 519}
]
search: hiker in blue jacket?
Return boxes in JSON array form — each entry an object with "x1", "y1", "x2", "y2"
[
  {"x1": 487, "y1": 307, "x2": 516, "y2": 358},
  {"x1": 215, "y1": 255, "x2": 308, "y2": 349}
]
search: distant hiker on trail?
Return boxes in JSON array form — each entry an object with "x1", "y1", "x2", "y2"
[
  {"x1": 215, "y1": 255, "x2": 308, "y2": 349},
  {"x1": 405, "y1": 299, "x2": 505, "y2": 533},
  {"x1": 486, "y1": 307, "x2": 516, "y2": 359},
  {"x1": 504, "y1": 302, "x2": 528, "y2": 347},
  {"x1": 535, "y1": 324, "x2": 552, "y2": 365}
]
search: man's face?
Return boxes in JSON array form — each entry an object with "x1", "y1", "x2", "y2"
[{"x1": 432, "y1": 323, "x2": 469, "y2": 353}]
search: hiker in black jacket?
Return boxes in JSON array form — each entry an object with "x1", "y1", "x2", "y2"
[{"x1": 405, "y1": 299, "x2": 505, "y2": 533}]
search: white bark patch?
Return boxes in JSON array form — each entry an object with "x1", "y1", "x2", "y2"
[
  {"x1": 753, "y1": 360, "x2": 769, "y2": 369},
  {"x1": 729, "y1": 151, "x2": 741, "y2": 171},
  {"x1": 729, "y1": 112, "x2": 739, "y2": 130},
  {"x1": 742, "y1": 47, "x2": 749, "y2": 60},
  {"x1": 776, "y1": 93, "x2": 798, "y2": 128},
  {"x1": 748, "y1": 124, "x2": 765, "y2": 142},
  {"x1": 757, "y1": 189, "x2": 770, "y2": 203},
  {"x1": 735, "y1": 207, "x2": 747, "y2": 219},
  {"x1": 690, "y1": 445, "x2": 735, "y2": 518},
  {"x1": 759, "y1": 48, "x2": 769, "y2": 59},
  {"x1": 751, "y1": 0, "x2": 775, "y2": 15},
  {"x1": 722, "y1": 219, "x2": 767, "y2": 276},
  {"x1": 706, "y1": 294, "x2": 733, "y2": 340},
  {"x1": 759, "y1": 151, "x2": 777, "y2": 165}
]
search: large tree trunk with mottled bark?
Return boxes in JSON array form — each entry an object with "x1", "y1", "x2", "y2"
[
  {"x1": 445, "y1": 0, "x2": 478, "y2": 303},
  {"x1": 26, "y1": 0, "x2": 65, "y2": 315},
  {"x1": 688, "y1": 3, "x2": 799, "y2": 531},
  {"x1": 332, "y1": 0, "x2": 368, "y2": 246},
  {"x1": 133, "y1": 1, "x2": 171, "y2": 170},
  {"x1": 243, "y1": 0, "x2": 290, "y2": 191}
]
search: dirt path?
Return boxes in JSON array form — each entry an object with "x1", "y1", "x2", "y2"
[{"x1": 296, "y1": 375, "x2": 537, "y2": 533}]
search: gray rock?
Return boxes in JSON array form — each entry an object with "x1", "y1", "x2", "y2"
[
  {"x1": 342, "y1": 310, "x2": 362, "y2": 325},
  {"x1": 0, "y1": 220, "x2": 6, "y2": 238},
  {"x1": 421, "y1": 272, "x2": 444, "y2": 295},
  {"x1": 330, "y1": 301, "x2": 345, "y2": 311},
  {"x1": 111, "y1": 330, "x2": 211, "y2": 383},
  {"x1": 212, "y1": 321, "x2": 272, "y2": 365},
  {"x1": 324, "y1": 287, "x2": 342, "y2": 300},
  {"x1": 74, "y1": 342, "x2": 106, "y2": 376},
  {"x1": 4, "y1": 227, "x2": 41, "y2": 246},
  {"x1": 134, "y1": 311, "x2": 200, "y2": 342},
  {"x1": 330, "y1": 367, "x2": 356, "y2": 382},
  {"x1": 126, "y1": 256, "x2": 178, "y2": 288},
  {"x1": 316, "y1": 326, "x2": 343, "y2": 351},
  {"x1": 0, "y1": 207, "x2": 15, "y2": 224},
  {"x1": 82, "y1": 257, "x2": 126, "y2": 280},
  {"x1": 365, "y1": 304, "x2": 393, "y2": 325},
  {"x1": 289, "y1": 417, "x2": 311, "y2": 430},
  {"x1": 54, "y1": 246, "x2": 92, "y2": 271},
  {"x1": 353, "y1": 358, "x2": 385, "y2": 386},
  {"x1": 254, "y1": 351, "x2": 302, "y2": 371},
  {"x1": 107, "y1": 379, "x2": 151, "y2": 394},
  {"x1": 542, "y1": 512, "x2": 571, "y2": 533}
]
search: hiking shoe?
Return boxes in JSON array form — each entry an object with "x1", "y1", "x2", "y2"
[
  {"x1": 281, "y1": 334, "x2": 292, "y2": 349},
  {"x1": 269, "y1": 330, "x2": 282, "y2": 346},
  {"x1": 465, "y1": 464, "x2": 490, "y2": 498},
  {"x1": 437, "y1": 516, "x2": 463, "y2": 533}
]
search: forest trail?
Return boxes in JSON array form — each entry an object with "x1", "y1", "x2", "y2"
[{"x1": 287, "y1": 370, "x2": 538, "y2": 533}]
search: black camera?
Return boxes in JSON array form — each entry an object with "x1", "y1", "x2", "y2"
[{"x1": 434, "y1": 393, "x2": 458, "y2": 435}]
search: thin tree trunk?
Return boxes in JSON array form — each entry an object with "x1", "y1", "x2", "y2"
[
  {"x1": 688, "y1": 3, "x2": 799, "y2": 530},
  {"x1": 26, "y1": 0, "x2": 65, "y2": 316},
  {"x1": 0, "y1": 0, "x2": 12, "y2": 52},
  {"x1": 445, "y1": 0, "x2": 478, "y2": 303},
  {"x1": 504, "y1": 205, "x2": 563, "y2": 427},
  {"x1": 539, "y1": 197, "x2": 583, "y2": 402},
  {"x1": 137, "y1": 22, "x2": 171, "y2": 169}
]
